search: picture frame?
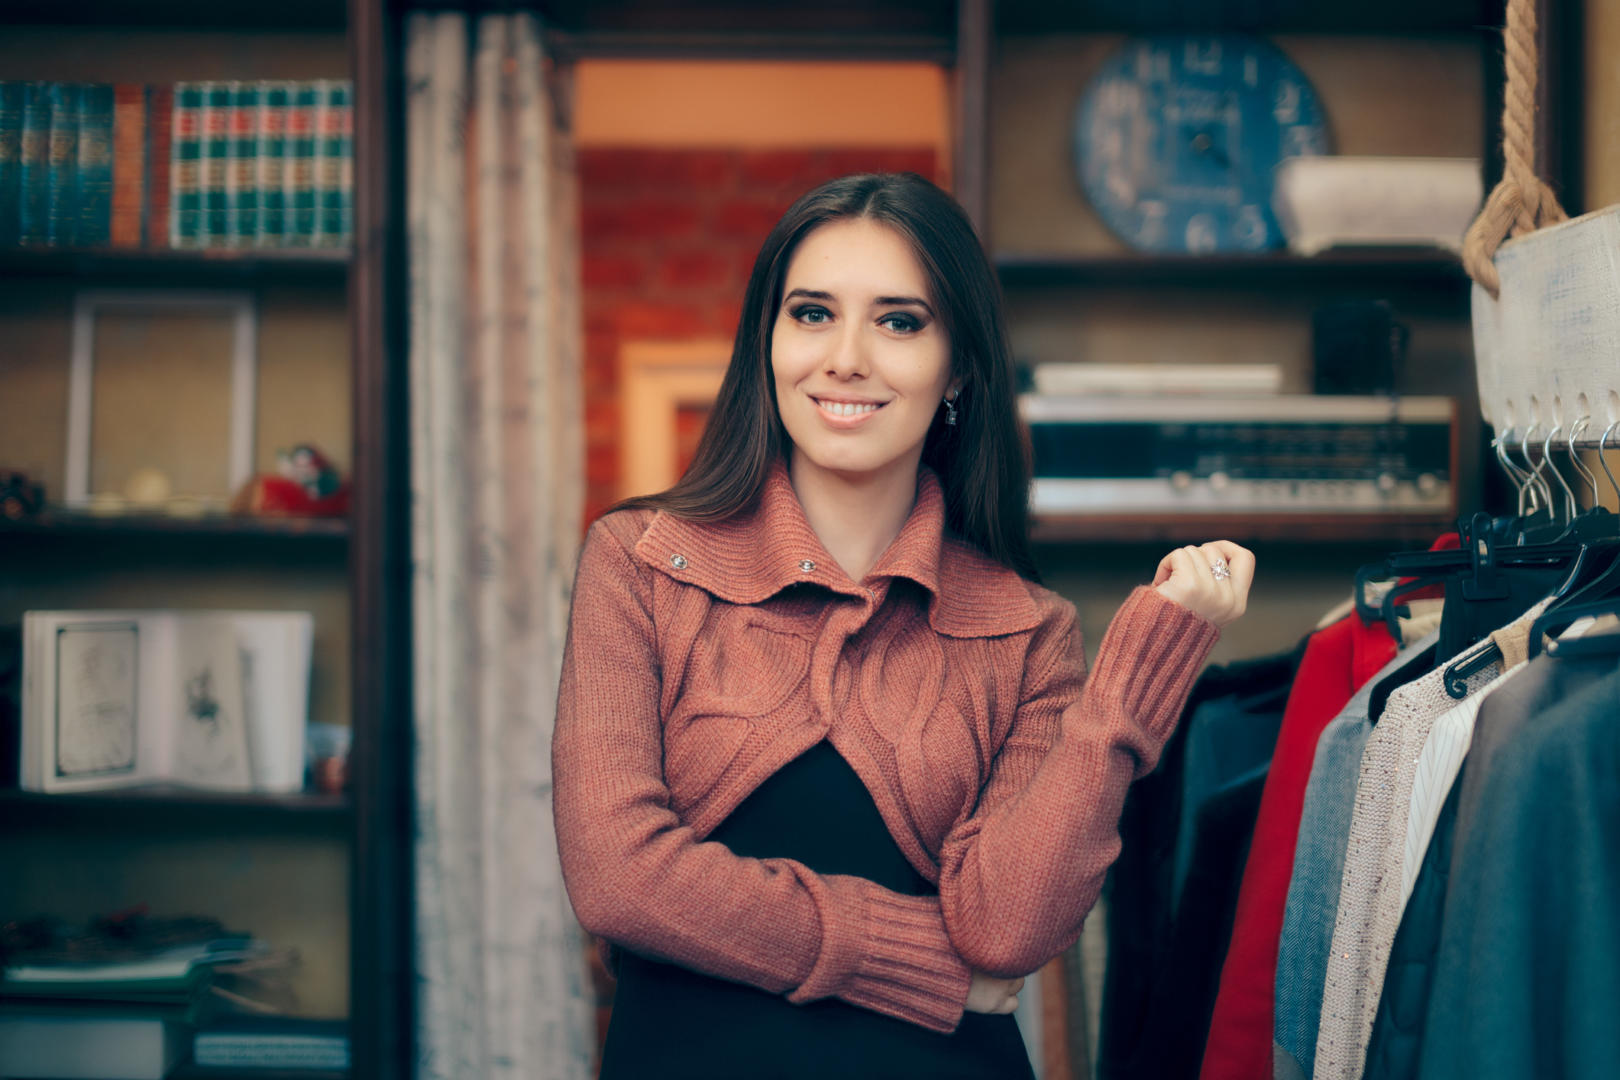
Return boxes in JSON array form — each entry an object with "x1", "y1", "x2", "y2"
[
  {"x1": 64, "y1": 289, "x2": 258, "y2": 509},
  {"x1": 618, "y1": 339, "x2": 729, "y2": 499}
]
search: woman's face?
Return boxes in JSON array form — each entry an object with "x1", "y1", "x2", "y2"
[{"x1": 771, "y1": 217, "x2": 956, "y2": 482}]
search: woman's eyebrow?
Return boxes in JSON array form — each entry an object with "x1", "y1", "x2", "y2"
[
  {"x1": 874, "y1": 295, "x2": 933, "y2": 314},
  {"x1": 783, "y1": 288, "x2": 833, "y2": 304},
  {"x1": 782, "y1": 287, "x2": 934, "y2": 316}
]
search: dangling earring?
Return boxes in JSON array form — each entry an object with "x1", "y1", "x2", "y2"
[{"x1": 944, "y1": 392, "x2": 959, "y2": 426}]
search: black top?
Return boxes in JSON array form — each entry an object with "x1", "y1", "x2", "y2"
[{"x1": 599, "y1": 739, "x2": 1036, "y2": 1080}]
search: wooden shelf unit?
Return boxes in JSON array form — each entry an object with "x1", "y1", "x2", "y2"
[{"x1": 0, "y1": 3, "x2": 410, "y2": 1077}]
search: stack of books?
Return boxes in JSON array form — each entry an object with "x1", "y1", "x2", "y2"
[
  {"x1": 0, "y1": 936, "x2": 260, "y2": 1080},
  {"x1": 0, "y1": 928, "x2": 346, "y2": 1078},
  {"x1": 0, "y1": 79, "x2": 353, "y2": 251}
]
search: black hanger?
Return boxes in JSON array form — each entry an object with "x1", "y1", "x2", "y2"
[
  {"x1": 1368, "y1": 641, "x2": 1439, "y2": 723},
  {"x1": 1529, "y1": 597, "x2": 1620, "y2": 659}
]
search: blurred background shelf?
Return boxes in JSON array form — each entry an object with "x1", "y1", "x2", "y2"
[
  {"x1": 995, "y1": 0, "x2": 1506, "y2": 33},
  {"x1": 995, "y1": 249, "x2": 1470, "y2": 293},
  {"x1": 0, "y1": 248, "x2": 350, "y2": 288},
  {"x1": 0, "y1": 0, "x2": 346, "y2": 30},
  {"x1": 0, "y1": 511, "x2": 348, "y2": 540},
  {"x1": 171, "y1": 1066, "x2": 347, "y2": 1080},
  {"x1": 1030, "y1": 512, "x2": 1457, "y2": 545},
  {"x1": 0, "y1": 513, "x2": 350, "y2": 565},
  {"x1": 0, "y1": 788, "x2": 351, "y2": 830}
]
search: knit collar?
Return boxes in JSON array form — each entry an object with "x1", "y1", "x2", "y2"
[{"x1": 633, "y1": 458, "x2": 1042, "y2": 638}]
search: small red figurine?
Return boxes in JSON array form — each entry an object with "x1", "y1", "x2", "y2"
[{"x1": 231, "y1": 444, "x2": 351, "y2": 518}]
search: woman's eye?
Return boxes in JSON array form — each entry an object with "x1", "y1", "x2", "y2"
[
  {"x1": 791, "y1": 305, "x2": 831, "y2": 324},
  {"x1": 879, "y1": 313, "x2": 922, "y2": 333}
]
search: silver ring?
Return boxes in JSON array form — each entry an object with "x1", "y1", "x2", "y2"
[{"x1": 1210, "y1": 559, "x2": 1231, "y2": 581}]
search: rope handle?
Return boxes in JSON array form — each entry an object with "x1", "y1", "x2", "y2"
[{"x1": 1461, "y1": 0, "x2": 1569, "y2": 298}]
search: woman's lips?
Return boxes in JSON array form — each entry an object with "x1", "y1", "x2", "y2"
[{"x1": 812, "y1": 396, "x2": 887, "y2": 427}]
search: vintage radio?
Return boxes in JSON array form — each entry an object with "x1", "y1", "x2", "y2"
[{"x1": 1021, "y1": 395, "x2": 1457, "y2": 517}]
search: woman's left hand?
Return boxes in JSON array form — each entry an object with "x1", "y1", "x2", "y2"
[{"x1": 1152, "y1": 540, "x2": 1255, "y2": 628}]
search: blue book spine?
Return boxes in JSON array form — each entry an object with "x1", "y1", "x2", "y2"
[
  {"x1": 75, "y1": 83, "x2": 114, "y2": 247},
  {"x1": 18, "y1": 82, "x2": 51, "y2": 245},
  {"x1": 46, "y1": 82, "x2": 80, "y2": 246},
  {"x1": 0, "y1": 82, "x2": 23, "y2": 245}
]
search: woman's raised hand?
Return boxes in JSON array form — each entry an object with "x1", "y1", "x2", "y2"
[
  {"x1": 1152, "y1": 540, "x2": 1255, "y2": 628},
  {"x1": 965, "y1": 970, "x2": 1025, "y2": 1015}
]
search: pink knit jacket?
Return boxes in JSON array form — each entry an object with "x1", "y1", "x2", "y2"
[{"x1": 552, "y1": 460, "x2": 1220, "y2": 1034}]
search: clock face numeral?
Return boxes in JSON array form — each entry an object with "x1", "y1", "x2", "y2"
[
  {"x1": 1184, "y1": 40, "x2": 1222, "y2": 76},
  {"x1": 1076, "y1": 34, "x2": 1330, "y2": 254},
  {"x1": 1273, "y1": 80, "x2": 1300, "y2": 124}
]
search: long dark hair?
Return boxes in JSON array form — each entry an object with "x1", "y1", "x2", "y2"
[{"x1": 611, "y1": 172, "x2": 1037, "y2": 581}]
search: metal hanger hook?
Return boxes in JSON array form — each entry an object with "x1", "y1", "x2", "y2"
[
  {"x1": 1567, "y1": 416, "x2": 1600, "y2": 509},
  {"x1": 1495, "y1": 429, "x2": 1538, "y2": 517},
  {"x1": 1519, "y1": 422, "x2": 1553, "y2": 517},
  {"x1": 1543, "y1": 422, "x2": 1577, "y2": 523},
  {"x1": 1600, "y1": 419, "x2": 1620, "y2": 508}
]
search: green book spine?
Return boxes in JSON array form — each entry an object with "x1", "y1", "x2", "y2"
[
  {"x1": 316, "y1": 80, "x2": 349, "y2": 248},
  {"x1": 170, "y1": 82, "x2": 203, "y2": 248},
  {"x1": 17, "y1": 82, "x2": 50, "y2": 245},
  {"x1": 255, "y1": 81, "x2": 288, "y2": 247},
  {"x1": 284, "y1": 82, "x2": 318, "y2": 246},
  {"x1": 200, "y1": 81, "x2": 231, "y2": 247},
  {"x1": 75, "y1": 83, "x2": 114, "y2": 247},
  {"x1": 0, "y1": 83, "x2": 24, "y2": 245},
  {"x1": 45, "y1": 82, "x2": 80, "y2": 246},
  {"x1": 225, "y1": 81, "x2": 259, "y2": 247}
]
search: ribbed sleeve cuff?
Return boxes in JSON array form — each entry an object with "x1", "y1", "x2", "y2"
[
  {"x1": 1088, "y1": 585, "x2": 1221, "y2": 771},
  {"x1": 786, "y1": 876, "x2": 971, "y2": 1034}
]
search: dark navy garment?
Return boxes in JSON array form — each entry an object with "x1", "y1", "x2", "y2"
[{"x1": 599, "y1": 739, "x2": 1036, "y2": 1080}]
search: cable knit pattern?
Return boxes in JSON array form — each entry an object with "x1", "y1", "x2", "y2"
[{"x1": 552, "y1": 460, "x2": 1220, "y2": 1034}]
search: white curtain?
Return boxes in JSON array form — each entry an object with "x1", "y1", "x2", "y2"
[{"x1": 406, "y1": 12, "x2": 591, "y2": 1079}]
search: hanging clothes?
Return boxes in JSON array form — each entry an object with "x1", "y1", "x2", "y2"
[
  {"x1": 1415, "y1": 654, "x2": 1620, "y2": 1080},
  {"x1": 1197, "y1": 612, "x2": 1400, "y2": 1080},
  {"x1": 1098, "y1": 650, "x2": 1299, "y2": 1080},
  {"x1": 1361, "y1": 762, "x2": 1465, "y2": 1080},
  {"x1": 1271, "y1": 628, "x2": 1439, "y2": 1080},
  {"x1": 1311, "y1": 599, "x2": 1551, "y2": 1080}
]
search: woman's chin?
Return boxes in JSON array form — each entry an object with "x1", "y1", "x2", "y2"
[{"x1": 791, "y1": 442, "x2": 915, "y2": 483}]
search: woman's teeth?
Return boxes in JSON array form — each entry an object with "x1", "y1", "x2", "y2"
[{"x1": 818, "y1": 400, "x2": 881, "y2": 417}]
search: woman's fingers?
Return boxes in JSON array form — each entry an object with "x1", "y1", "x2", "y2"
[{"x1": 1153, "y1": 540, "x2": 1256, "y2": 627}]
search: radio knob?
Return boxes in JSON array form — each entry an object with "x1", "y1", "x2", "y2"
[
  {"x1": 1209, "y1": 471, "x2": 1230, "y2": 492},
  {"x1": 1417, "y1": 473, "x2": 1439, "y2": 494},
  {"x1": 1171, "y1": 470, "x2": 1194, "y2": 492},
  {"x1": 1377, "y1": 471, "x2": 1398, "y2": 494}
]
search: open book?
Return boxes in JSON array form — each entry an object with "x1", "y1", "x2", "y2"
[{"x1": 21, "y1": 610, "x2": 314, "y2": 794}]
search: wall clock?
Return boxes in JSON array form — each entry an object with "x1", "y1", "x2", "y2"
[{"x1": 1075, "y1": 35, "x2": 1330, "y2": 254}]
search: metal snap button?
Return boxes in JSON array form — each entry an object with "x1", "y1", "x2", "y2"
[
  {"x1": 670, "y1": 554, "x2": 688, "y2": 569},
  {"x1": 798, "y1": 559, "x2": 816, "y2": 573}
]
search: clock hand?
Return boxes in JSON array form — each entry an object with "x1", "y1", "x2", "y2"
[{"x1": 1190, "y1": 131, "x2": 1232, "y2": 169}]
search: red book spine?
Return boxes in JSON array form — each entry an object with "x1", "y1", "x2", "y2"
[
  {"x1": 110, "y1": 83, "x2": 145, "y2": 248},
  {"x1": 144, "y1": 83, "x2": 173, "y2": 249}
]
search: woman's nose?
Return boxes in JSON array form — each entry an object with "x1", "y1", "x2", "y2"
[{"x1": 825, "y1": 324, "x2": 869, "y2": 379}]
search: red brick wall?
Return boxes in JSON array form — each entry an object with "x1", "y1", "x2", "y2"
[{"x1": 581, "y1": 146, "x2": 940, "y2": 523}]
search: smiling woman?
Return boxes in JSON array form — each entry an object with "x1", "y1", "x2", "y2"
[{"x1": 553, "y1": 173, "x2": 1253, "y2": 1079}]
